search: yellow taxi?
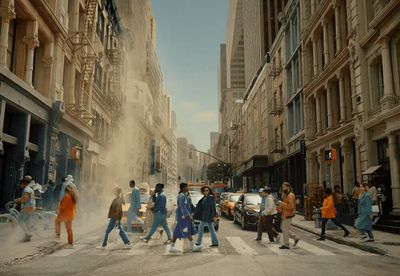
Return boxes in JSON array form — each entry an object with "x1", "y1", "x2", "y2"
[{"x1": 220, "y1": 193, "x2": 241, "y2": 219}]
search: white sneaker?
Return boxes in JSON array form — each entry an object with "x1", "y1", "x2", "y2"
[
  {"x1": 169, "y1": 246, "x2": 181, "y2": 253},
  {"x1": 96, "y1": 245, "x2": 106, "y2": 249},
  {"x1": 123, "y1": 243, "x2": 132, "y2": 249},
  {"x1": 192, "y1": 244, "x2": 202, "y2": 252}
]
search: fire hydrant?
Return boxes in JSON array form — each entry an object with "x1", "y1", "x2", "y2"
[{"x1": 312, "y1": 208, "x2": 321, "y2": 228}]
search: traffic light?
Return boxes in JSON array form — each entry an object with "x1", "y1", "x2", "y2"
[{"x1": 324, "y1": 149, "x2": 337, "y2": 163}]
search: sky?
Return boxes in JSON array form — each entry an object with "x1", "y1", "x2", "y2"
[{"x1": 151, "y1": 0, "x2": 228, "y2": 152}]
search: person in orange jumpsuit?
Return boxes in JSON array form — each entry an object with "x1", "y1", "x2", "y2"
[{"x1": 55, "y1": 183, "x2": 77, "y2": 246}]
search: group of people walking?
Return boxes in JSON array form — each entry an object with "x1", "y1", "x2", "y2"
[{"x1": 98, "y1": 181, "x2": 220, "y2": 253}]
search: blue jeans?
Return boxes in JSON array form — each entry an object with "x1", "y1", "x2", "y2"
[
  {"x1": 126, "y1": 207, "x2": 143, "y2": 232},
  {"x1": 19, "y1": 212, "x2": 33, "y2": 236},
  {"x1": 102, "y1": 218, "x2": 130, "y2": 247},
  {"x1": 144, "y1": 213, "x2": 171, "y2": 240},
  {"x1": 196, "y1": 221, "x2": 219, "y2": 246}
]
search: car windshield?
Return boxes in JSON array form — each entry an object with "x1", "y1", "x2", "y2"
[
  {"x1": 229, "y1": 195, "x2": 240, "y2": 202},
  {"x1": 244, "y1": 195, "x2": 261, "y2": 205},
  {"x1": 190, "y1": 195, "x2": 203, "y2": 206}
]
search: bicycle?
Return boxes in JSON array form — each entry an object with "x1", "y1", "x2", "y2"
[{"x1": 0, "y1": 201, "x2": 57, "y2": 239}]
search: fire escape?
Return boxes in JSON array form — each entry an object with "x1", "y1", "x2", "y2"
[
  {"x1": 65, "y1": 0, "x2": 97, "y2": 129},
  {"x1": 107, "y1": 39, "x2": 122, "y2": 114}
]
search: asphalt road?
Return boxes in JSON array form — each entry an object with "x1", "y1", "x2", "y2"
[{"x1": 1, "y1": 216, "x2": 399, "y2": 276}]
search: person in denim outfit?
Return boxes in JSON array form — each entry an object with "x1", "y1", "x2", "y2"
[
  {"x1": 140, "y1": 183, "x2": 172, "y2": 243},
  {"x1": 126, "y1": 180, "x2": 143, "y2": 233},
  {"x1": 193, "y1": 185, "x2": 219, "y2": 251}
]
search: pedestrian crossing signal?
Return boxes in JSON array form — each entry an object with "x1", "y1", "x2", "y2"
[{"x1": 324, "y1": 149, "x2": 337, "y2": 163}]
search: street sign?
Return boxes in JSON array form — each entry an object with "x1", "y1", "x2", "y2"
[{"x1": 324, "y1": 149, "x2": 337, "y2": 163}]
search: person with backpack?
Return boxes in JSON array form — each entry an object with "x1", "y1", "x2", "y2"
[
  {"x1": 55, "y1": 183, "x2": 78, "y2": 246},
  {"x1": 193, "y1": 185, "x2": 219, "y2": 251},
  {"x1": 318, "y1": 188, "x2": 350, "y2": 241},
  {"x1": 98, "y1": 186, "x2": 132, "y2": 249},
  {"x1": 169, "y1": 183, "x2": 198, "y2": 253}
]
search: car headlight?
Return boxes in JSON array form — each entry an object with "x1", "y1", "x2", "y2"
[{"x1": 245, "y1": 210, "x2": 257, "y2": 216}]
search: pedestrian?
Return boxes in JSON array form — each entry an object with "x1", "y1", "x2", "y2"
[
  {"x1": 368, "y1": 181, "x2": 378, "y2": 205},
  {"x1": 126, "y1": 180, "x2": 143, "y2": 233},
  {"x1": 351, "y1": 181, "x2": 362, "y2": 227},
  {"x1": 98, "y1": 186, "x2": 132, "y2": 249},
  {"x1": 169, "y1": 183, "x2": 198, "y2": 253},
  {"x1": 55, "y1": 183, "x2": 78, "y2": 246},
  {"x1": 332, "y1": 185, "x2": 344, "y2": 222},
  {"x1": 59, "y1": 175, "x2": 76, "y2": 203},
  {"x1": 140, "y1": 183, "x2": 172, "y2": 243},
  {"x1": 317, "y1": 188, "x2": 350, "y2": 241},
  {"x1": 356, "y1": 183, "x2": 375, "y2": 242},
  {"x1": 277, "y1": 182, "x2": 299, "y2": 249},
  {"x1": 15, "y1": 177, "x2": 36, "y2": 242},
  {"x1": 193, "y1": 185, "x2": 219, "y2": 251},
  {"x1": 256, "y1": 187, "x2": 280, "y2": 243},
  {"x1": 143, "y1": 189, "x2": 156, "y2": 234}
]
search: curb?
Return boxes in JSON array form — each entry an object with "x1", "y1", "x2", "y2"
[{"x1": 292, "y1": 222, "x2": 389, "y2": 257}]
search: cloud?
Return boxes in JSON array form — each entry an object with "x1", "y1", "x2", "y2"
[{"x1": 193, "y1": 111, "x2": 217, "y2": 123}]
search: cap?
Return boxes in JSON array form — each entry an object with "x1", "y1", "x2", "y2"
[
  {"x1": 258, "y1": 188, "x2": 266, "y2": 193},
  {"x1": 264, "y1": 186, "x2": 272, "y2": 193}
]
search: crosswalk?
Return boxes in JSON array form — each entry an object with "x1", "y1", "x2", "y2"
[{"x1": 49, "y1": 235, "x2": 377, "y2": 258}]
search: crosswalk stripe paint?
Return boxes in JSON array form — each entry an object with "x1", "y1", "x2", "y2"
[
  {"x1": 164, "y1": 239, "x2": 184, "y2": 256},
  {"x1": 295, "y1": 240, "x2": 336, "y2": 255},
  {"x1": 265, "y1": 243, "x2": 297, "y2": 255},
  {"x1": 226, "y1": 237, "x2": 258, "y2": 256},
  {"x1": 51, "y1": 244, "x2": 86, "y2": 257},
  {"x1": 317, "y1": 239, "x2": 375, "y2": 256}
]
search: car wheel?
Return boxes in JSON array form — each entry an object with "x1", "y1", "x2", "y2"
[{"x1": 241, "y1": 216, "x2": 247, "y2": 230}]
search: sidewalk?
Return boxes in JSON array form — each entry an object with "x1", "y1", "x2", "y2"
[
  {"x1": 292, "y1": 215, "x2": 400, "y2": 259},
  {"x1": 0, "y1": 213, "x2": 106, "y2": 266}
]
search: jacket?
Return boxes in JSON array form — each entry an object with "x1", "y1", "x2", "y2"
[
  {"x1": 130, "y1": 187, "x2": 141, "y2": 209},
  {"x1": 280, "y1": 192, "x2": 296, "y2": 219},
  {"x1": 321, "y1": 195, "x2": 336, "y2": 219},
  {"x1": 153, "y1": 192, "x2": 167, "y2": 214},
  {"x1": 262, "y1": 194, "x2": 277, "y2": 216},
  {"x1": 176, "y1": 193, "x2": 190, "y2": 218},
  {"x1": 198, "y1": 195, "x2": 217, "y2": 222},
  {"x1": 57, "y1": 193, "x2": 76, "y2": 221},
  {"x1": 356, "y1": 192, "x2": 373, "y2": 231},
  {"x1": 108, "y1": 197, "x2": 124, "y2": 220}
]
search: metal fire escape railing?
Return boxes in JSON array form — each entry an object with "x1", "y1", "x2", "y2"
[
  {"x1": 65, "y1": 0, "x2": 97, "y2": 128},
  {"x1": 107, "y1": 45, "x2": 123, "y2": 113}
]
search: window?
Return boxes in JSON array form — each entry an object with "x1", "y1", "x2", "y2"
[
  {"x1": 376, "y1": 61, "x2": 384, "y2": 100},
  {"x1": 7, "y1": 19, "x2": 16, "y2": 72},
  {"x1": 96, "y1": 8, "x2": 104, "y2": 43},
  {"x1": 94, "y1": 61, "x2": 102, "y2": 88}
]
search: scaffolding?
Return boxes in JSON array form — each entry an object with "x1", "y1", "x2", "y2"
[{"x1": 65, "y1": 0, "x2": 97, "y2": 129}]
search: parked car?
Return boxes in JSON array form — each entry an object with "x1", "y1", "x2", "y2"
[
  {"x1": 190, "y1": 194, "x2": 220, "y2": 231},
  {"x1": 121, "y1": 193, "x2": 149, "y2": 232},
  {"x1": 233, "y1": 193, "x2": 261, "y2": 230},
  {"x1": 218, "y1": 192, "x2": 231, "y2": 204},
  {"x1": 220, "y1": 193, "x2": 241, "y2": 219}
]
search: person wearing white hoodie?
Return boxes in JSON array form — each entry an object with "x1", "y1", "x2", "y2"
[{"x1": 256, "y1": 187, "x2": 280, "y2": 243}]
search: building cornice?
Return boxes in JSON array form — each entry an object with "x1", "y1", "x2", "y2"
[
  {"x1": 307, "y1": 122, "x2": 354, "y2": 149},
  {"x1": 301, "y1": 0, "x2": 330, "y2": 44},
  {"x1": 363, "y1": 104, "x2": 400, "y2": 129}
]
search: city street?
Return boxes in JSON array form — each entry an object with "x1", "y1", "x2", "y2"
[{"x1": 1, "y1": 217, "x2": 399, "y2": 276}]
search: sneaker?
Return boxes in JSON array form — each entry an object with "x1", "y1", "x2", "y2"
[
  {"x1": 140, "y1": 236, "x2": 149, "y2": 243},
  {"x1": 344, "y1": 230, "x2": 350, "y2": 237},
  {"x1": 317, "y1": 237, "x2": 325, "y2": 241},
  {"x1": 192, "y1": 244, "x2": 202, "y2": 252},
  {"x1": 279, "y1": 245, "x2": 290, "y2": 249},
  {"x1": 123, "y1": 243, "x2": 132, "y2": 249},
  {"x1": 169, "y1": 246, "x2": 181, "y2": 253},
  {"x1": 210, "y1": 244, "x2": 219, "y2": 247},
  {"x1": 366, "y1": 239, "x2": 375, "y2": 242},
  {"x1": 360, "y1": 235, "x2": 368, "y2": 240},
  {"x1": 96, "y1": 245, "x2": 106, "y2": 249},
  {"x1": 163, "y1": 239, "x2": 173, "y2": 245},
  {"x1": 294, "y1": 239, "x2": 300, "y2": 247}
]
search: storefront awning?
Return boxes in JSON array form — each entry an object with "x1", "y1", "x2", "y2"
[
  {"x1": 235, "y1": 155, "x2": 268, "y2": 177},
  {"x1": 362, "y1": 165, "x2": 385, "y2": 175}
]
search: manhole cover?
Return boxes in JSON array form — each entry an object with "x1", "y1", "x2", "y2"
[{"x1": 382, "y1": 242, "x2": 400, "y2": 246}]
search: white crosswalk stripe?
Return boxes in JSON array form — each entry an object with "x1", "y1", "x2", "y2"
[
  {"x1": 226, "y1": 236, "x2": 258, "y2": 256},
  {"x1": 49, "y1": 235, "x2": 375, "y2": 258},
  {"x1": 294, "y1": 240, "x2": 335, "y2": 255},
  {"x1": 316, "y1": 239, "x2": 376, "y2": 256}
]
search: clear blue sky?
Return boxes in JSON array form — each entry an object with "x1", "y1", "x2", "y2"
[{"x1": 151, "y1": 0, "x2": 228, "y2": 151}]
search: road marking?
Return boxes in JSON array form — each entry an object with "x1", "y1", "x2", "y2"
[
  {"x1": 265, "y1": 243, "x2": 297, "y2": 255},
  {"x1": 317, "y1": 239, "x2": 376, "y2": 256},
  {"x1": 294, "y1": 240, "x2": 335, "y2": 255},
  {"x1": 164, "y1": 239, "x2": 183, "y2": 256},
  {"x1": 226, "y1": 237, "x2": 258, "y2": 256},
  {"x1": 51, "y1": 244, "x2": 86, "y2": 257}
]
